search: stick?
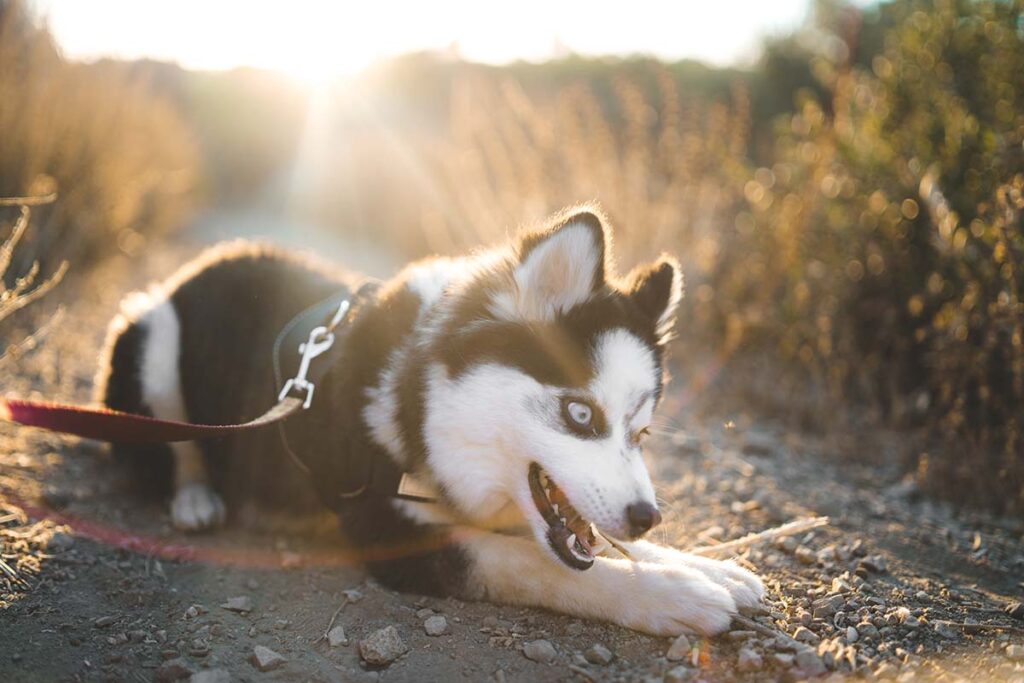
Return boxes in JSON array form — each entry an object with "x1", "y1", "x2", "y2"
[
  {"x1": 0, "y1": 193, "x2": 57, "y2": 207},
  {"x1": 731, "y1": 614, "x2": 803, "y2": 649},
  {"x1": 688, "y1": 517, "x2": 829, "y2": 558},
  {"x1": 934, "y1": 620, "x2": 1024, "y2": 636},
  {"x1": 315, "y1": 596, "x2": 350, "y2": 643}
]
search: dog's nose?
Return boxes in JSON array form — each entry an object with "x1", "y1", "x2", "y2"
[{"x1": 626, "y1": 502, "x2": 662, "y2": 537}]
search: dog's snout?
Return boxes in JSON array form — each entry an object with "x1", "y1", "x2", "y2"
[{"x1": 626, "y1": 501, "x2": 661, "y2": 537}]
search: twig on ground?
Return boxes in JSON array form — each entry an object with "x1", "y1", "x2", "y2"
[
  {"x1": 315, "y1": 596, "x2": 350, "y2": 643},
  {"x1": 688, "y1": 516, "x2": 829, "y2": 558},
  {"x1": 732, "y1": 614, "x2": 803, "y2": 649},
  {"x1": 934, "y1": 620, "x2": 1024, "y2": 636}
]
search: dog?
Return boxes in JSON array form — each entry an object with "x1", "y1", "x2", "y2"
[{"x1": 94, "y1": 207, "x2": 764, "y2": 636}]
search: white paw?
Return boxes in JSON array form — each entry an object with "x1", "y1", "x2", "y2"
[
  {"x1": 171, "y1": 483, "x2": 226, "y2": 532},
  {"x1": 613, "y1": 562, "x2": 737, "y2": 636},
  {"x1": 679, "y1": 555, "x2": 766, "y2": 610}
]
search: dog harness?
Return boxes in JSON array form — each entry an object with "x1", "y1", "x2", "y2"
[{"x1": 1, "y1": 280, "x2": 438, "y2": 504}]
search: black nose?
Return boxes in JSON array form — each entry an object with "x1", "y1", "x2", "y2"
[{"x1": 626, "y1": 502, "x2": 662, "y2": 537}]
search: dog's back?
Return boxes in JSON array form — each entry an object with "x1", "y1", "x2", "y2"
[{"x1": 95, "y1": 241, "x2": 352, "y2": 525}]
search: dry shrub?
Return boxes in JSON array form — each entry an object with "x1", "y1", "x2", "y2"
[
  {"x1": 363, "y1": 1, "x2": 1023, "y2": 513},
  {"x1": 0, "y1": 1, "x2": 200, "y2": 277}
]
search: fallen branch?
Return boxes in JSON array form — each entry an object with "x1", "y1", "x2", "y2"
[
  {"x1": 315, "y1": 595, "x2": 350, "y2": 644},
  {"x1": 688, "y1": 516, "x2": 829, "y2": 558},
  {"x1": 934, "y1": 620, "x2": 1024, "y2": 636},
  {"x1": 732, "y1": 614, "x2": 803, "y2": 649},
  {"x1": 0, "y1": 193, "x2": 57, "y2": 207}
]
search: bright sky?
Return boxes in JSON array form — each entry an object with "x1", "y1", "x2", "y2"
[{"x1": 35, "y1": 1, "x2": 818, "y2": 82}]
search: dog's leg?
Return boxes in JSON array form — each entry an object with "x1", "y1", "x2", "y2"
[
  {"x1": 461, "y1": 532, "x2": 738, "y2": 636},
  {"x1": 140, "y1": 300, "x2": 225, "y2": 531},
  {"x1": 615, "y1": 540, "x2": 765, "y2": 611}
]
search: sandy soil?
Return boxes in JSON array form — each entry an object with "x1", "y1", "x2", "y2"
[{"x1": 1, "y1": 214, "x2": 1023, "y2": 682}]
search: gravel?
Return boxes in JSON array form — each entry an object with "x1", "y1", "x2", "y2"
[
  {"x1": 737, "y1": 647, "x2": 763, "y2": 671},
  {"x1": 250, "y1": 645, "x2": 287, "y2": 672},
  {"x1": 423, "y1": 615, "x2": 448, "y2": 636},
  {"x1": 665, "y1": 634, "x2": 691, "y2": 661},
  {"x1": 189, "y1": 670, "x2": 230, "y2": 683},
  {"x1": 522, "y1": 639, "x2": 556, "y2": 663},
  {"x1": 584, "y1": 643, "x2": 614, "y2": 665},
  {"x1": 358, "y1": 626, "x2": 408, "y2": 667}
]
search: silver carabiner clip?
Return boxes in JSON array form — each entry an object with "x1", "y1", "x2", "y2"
[{"x1": 278, "y1": 325, "x2": 336, "y2": 409}]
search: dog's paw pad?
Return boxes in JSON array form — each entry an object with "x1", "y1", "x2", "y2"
[{"x1": 171, "y1": 484, "x2": 225, "y2": 532}]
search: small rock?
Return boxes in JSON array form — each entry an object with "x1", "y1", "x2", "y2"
[
  {"x1": 1006, "y1": 644, "x2": 1024, "y2": 661},
  {"x1": 1005, "y1": 602, "x2": 1024, "y2": 621},
  {"x1": 93, "y1": 616, "x2": 117, "y2": 628},
  {"x1": 934, "y1": 622, "x2": 958, "y2": 640},
  {"x1": 221, "y1": 596, "x2": 253, "y2": 613},
  {"x1": 793, "y1": 626, "x2": 820, "y2": 644},
  {"x1": 902, "y1": 615, "x2": 921, "y2": 629},
  {"x1": 128, "y1": 629, "x2": 147, "y2": 643},
  {"x1": 859, "y1": 556, "x2": 888, "y2": 573},
  {"x1": 846, "y1": 626, "x2": 859, "y2": 642},
  {"x1": 155, "y1": 659, "x2": 192, "y2": 682},
  {"x1": 584, "y1": 643, "x2": 613, "y2": 665},
  {"x1": 343, "y1": 588, "x2": 364, "y2": 603},
  {"x1": 726, "y1": 629, "x2": 757, "y2": 641},
  {"x1": 328, "y1": 625, "x2": 348, "y2": 647},
  {"x1": 663, "y1": 665, "x2": 695, "y2": 683},
  {"x1": 771, "y1": 653, "x2": 795, "y2": 667},
  {"x1": 666, "y1": 633, "x2": 691, "y2": 661},
  {"x1": 522, "y1": 639, "x2": 556, "y2": 663},
  {"x1": 737, "y1": 647, "x2": 763, "y2": 672},
  {"x1": 424, "y1": 615, "x2": 448, "y2": 636},
  {"x1": 250, "y1": 645, "x2": 287, "y2": 672},
  {"x1": 359, "y1": 626, "x2": 408, "y2": 667},
  {"x1": 184, "y1": 605, "x2": 206, "y2": 619},
  {"x1": 795, "y1": 546, "x2": 817, "y2": 565},
  {"x1": 794, "y1": 649, "x2": 826, "y2": 676},
  {"x1": 415, "y1": 608, "x2": 434, "y2": 619},
  {"x1": 812, "y1": 595, "x2": 846, "y2": 619},
  {"x1": 190, "y1": 670, "x2": 230, "y2": 683},
  {"x1": 857, "y1": 622, "x2": 879, "y2": 639}
]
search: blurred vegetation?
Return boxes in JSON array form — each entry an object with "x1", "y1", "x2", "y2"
[{"x1": 0, "y1": 0, "x2": 199, "y2": 278}]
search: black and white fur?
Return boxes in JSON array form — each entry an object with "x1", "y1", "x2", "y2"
[{"x1": 95, "y1": 208, "x2": 764, "y2": 636}]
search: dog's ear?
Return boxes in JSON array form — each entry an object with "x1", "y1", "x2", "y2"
[
  {"x1": 508, "y1": 209, "x2": 609, "y2": 320},
  {"x1": 626, "y1": 256, "x2": 683, "y2": 342}
]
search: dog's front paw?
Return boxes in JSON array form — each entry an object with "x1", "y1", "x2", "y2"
[
  {"x1": 615, "y1": 563, "x2": 737, "y2": 636},
  {"x1": 171, "y1": 483, "x2": 226, "y2": 532},
  {"x1": 680, "y1": 555, "x2": 766, "y2": 611}
]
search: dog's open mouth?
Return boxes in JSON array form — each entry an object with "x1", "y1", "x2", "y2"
[{"x1": 528, "y1": 463, "x2": 599, "y2": 570}]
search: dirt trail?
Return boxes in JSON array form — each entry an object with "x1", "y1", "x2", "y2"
[{"x1": 1, "y1": 210, "x2": 1023, "y2": 682}]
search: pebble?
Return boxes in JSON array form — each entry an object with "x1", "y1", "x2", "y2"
[
  {"x1": 666, "y1": 634, "x2": 691, "y2": 661},
  {"x1": 771, "y1": 653, "x2": 795, "y2": 667},
  {"x1": 343, "y1": 588, "x2": 364, "y2": 603},
  {"x1": 584, "y1": 643, "x2": 614, "y2": 665},
  {"x1": 359, "y1": 626, "x2": 408, "y2": 666},
  {"x1": 794, "y1": 649, "x2": 827, "y2": 676},
  {"x1": 859, "y1": 556, "x2": 888, "y2": 573},
  {"x1": 1007, "y1": 644, "x2": 1024, "y2": 661},
  {"x1": 812, "y1": 595, "x2": 846, "y2": 619},
  {"x1": 415, "y1": 608, "x2": 434, "y2": 619},
  {"x1": 846, "y1": 626, "x2": 859, "y2": 642},
  {"x1": 189, "y1": 670, "x2": 230, "y2": 683},
  {"x1": 795, "y1": 547, "x2": 817, "y2": 565},
  {"x1": 522, "y1": 639, "x2": 556, "y2": 663},
  {"x1": 250, "y1": 645, "x2": 287, "y2": 672},
  {"x1": 184, "y1": 605, "x2": 206, "y2": 619},
  {"x1": 155, "y1": 659, "x2": 192, "y2": 682},
  {"x1": 857, "y1": 622, "x2": 879, "y2": 639},
  {"x1": 793, "y1": 627, "x2": 820, "y2": 644},
  {"x1": 737, "y1": 647, "x2": 763, "y2": 671},
  {"x1": 93, "y1": 615, "x2": 117, "y2": 628},
  {"x1": 726, "y1": 629, "x2": 757, "y2": 641},
  {"x1": 1005, "y1": 602, "x2": 1024, "y2": 621},
  {"x1": 663, "y1": 665, "x2": 695, "y2": 683},
  {"x1": 934, "y1": 622, "x2": 958, "y2": 640},
  {"x1": 328, "y1": 625, "x2": 348, "y2": 647},
  {"x1": 424, "y1": 615, "x2": 449, "y2": 636},
  {"x1": 221, "y1": 596, "x2": 253, "y2": 613}
]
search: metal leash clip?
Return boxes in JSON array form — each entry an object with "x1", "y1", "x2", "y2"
[{"x1": 278, "y1": 299, "x2": 350, "y2": 409}]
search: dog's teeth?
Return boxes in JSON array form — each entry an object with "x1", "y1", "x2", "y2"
[
  {"x1": 551, "y1": 504, "x2": 559, "y2": 515},
  {"x1": 567, "y1": 533, "x2": 577, "y2": 549},
  {"x1": 560, "y1": 517, "x2": 567, "y2": 526}
]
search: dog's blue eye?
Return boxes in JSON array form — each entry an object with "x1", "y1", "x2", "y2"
[{"x1": 565, "y1": 401, "x2": 593, "y2": 427}]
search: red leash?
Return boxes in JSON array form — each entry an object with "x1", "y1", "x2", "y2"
[{"x1": 0, "y1": 396, "x2": 304, "y2": 444}]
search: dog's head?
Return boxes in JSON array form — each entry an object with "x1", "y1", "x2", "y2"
[{"x1": 423, "y1": 207, "x2": 682, "y2": 570}]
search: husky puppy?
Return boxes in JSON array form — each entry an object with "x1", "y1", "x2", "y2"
[{"x1": 95, "y1": 207, "x2": 764, "y2": 635}]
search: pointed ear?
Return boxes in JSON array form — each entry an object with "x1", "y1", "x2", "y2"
[
  {"x1": 509, "y1": 210, "x2": 608, "y2": 320},
  {"x1": 626, "y1": 256, "x2": 683, "y2": 342}
]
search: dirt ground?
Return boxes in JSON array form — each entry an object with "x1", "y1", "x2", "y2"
[{"x1": 2, "y1": 222, "x2": 1023, "y2": 682}]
